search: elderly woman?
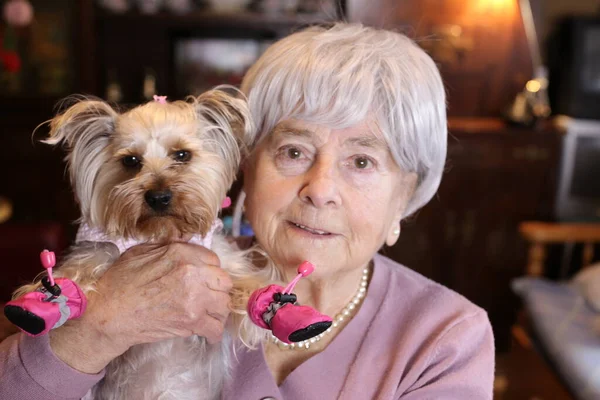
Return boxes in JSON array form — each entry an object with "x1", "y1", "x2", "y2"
[{"x1": 0, "y1": 23, "x2": 494, "y2": 399}]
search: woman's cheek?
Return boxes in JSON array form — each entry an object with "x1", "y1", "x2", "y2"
[
  {"x1": 273, "y1": 158, "x2": 311, "y2": 176},
  {"x1": 342, "y1": 168, "x2": 382, "y2": 192}
]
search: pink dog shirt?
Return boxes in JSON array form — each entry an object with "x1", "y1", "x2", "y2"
[{"x1": 75, "y1": 220, "x2": 223, "y2": 253}]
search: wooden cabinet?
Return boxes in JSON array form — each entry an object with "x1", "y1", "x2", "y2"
[
  {"x1": 383, "y1": 120, "x2": 562, "y2": 351},
  {"x1": 91, "y1": 8, "x2": 337, "y2": 103},
  {"x1": 347, "y1": 0, "x2": 539, "y2": 118}
]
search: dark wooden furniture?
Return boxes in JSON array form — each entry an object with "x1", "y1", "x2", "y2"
[
  {"x1": 91, "y1": 6, "x2": 340, "y2": 103},
  {"x1": 519, "y1": 222, "x2": 600, "y2": 276},
  {"x1": 494, "y1": 335, "x2": 574, "y2": 400},
  {"x1": 382, "y1": 120, "x2": 563, "y2": 351},
  {"x1": 508, "y1": 221, "x2": 600, "y2": 399},
  {"x1": 347, "y1": 0, "x2": 540, "y2": 117}
]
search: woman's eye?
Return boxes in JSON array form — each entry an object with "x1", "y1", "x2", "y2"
[
  {"x1": 122, "y1": 155, "x2": 142, "y2": 168},
  {"x1": 287, "y1": 147, "x2": 302, "y2": 159},
  {"x1": 353, "y1": 156, "x2": 372, "y2": 169},
  {"x1": 173, "y1": 150, "x2": 192, "y2": 163},
  {"x1": 274, "y1": 145, "x2": 310, "y2": 172}
]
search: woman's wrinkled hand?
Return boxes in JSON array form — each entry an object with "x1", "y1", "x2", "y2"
[{"x1": 49, "y1": 242, "x2": 233, "y2": 374}]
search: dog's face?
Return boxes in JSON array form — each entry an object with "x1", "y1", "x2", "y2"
[
  {"x1": 46, "y1": 91, "x2": 251, "y2": 241},
  {"x1": 96, "y1": 106, "x2": 228, "y2": 240}
]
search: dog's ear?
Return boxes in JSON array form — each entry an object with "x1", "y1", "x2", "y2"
[
  {"x1": 43, "y1": 97, "x2": 118, "y2": 214},
  {"x1": 192, "y1": 88, "x2": 253, "y2": 183},
  {"x1": 45, "y1": 97, "x2": 117, "y2": 149}
]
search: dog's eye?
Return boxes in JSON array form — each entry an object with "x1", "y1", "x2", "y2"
[
  {"x1": 122, "y1": 155, "x2": 142, "y2": 168},
  {"x1": 173, "y1": 150, "x2": 192, "y2": 163}
]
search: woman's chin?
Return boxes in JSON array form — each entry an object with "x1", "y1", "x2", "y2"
[
  {"x1": 261, "y1": 223, "x2": 348, "y2": 270},
  {"x1": 279, "y1": 237, "x2": 346, "y2": 269}
]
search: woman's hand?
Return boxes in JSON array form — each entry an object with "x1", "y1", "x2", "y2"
[{"x1": 49, "y1": 242, "x2": 233, "y2": 374}]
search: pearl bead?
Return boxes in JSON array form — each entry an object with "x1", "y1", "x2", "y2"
[
  {"x1": 348, "y1": 303, "x2": 355, "y2": 310},
  {"x1": 310, "y1": 338, "x2": 317, "y2": 344}
]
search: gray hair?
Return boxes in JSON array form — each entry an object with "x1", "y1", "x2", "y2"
[{"x1": 240, "y1": 23, "x2": 447, "y2": 217}]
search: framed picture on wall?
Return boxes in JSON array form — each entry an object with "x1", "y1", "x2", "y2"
[
  {"x1": 174, "y1": 38, "x2": 273, "y2": 96},
  {"x1": 1, "y1": 0, "x2": 74, "y2": 97}
]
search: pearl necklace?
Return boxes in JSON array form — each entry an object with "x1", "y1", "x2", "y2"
[{"x1": 268, "y1": 264, "x2": 371, "y2": 350}]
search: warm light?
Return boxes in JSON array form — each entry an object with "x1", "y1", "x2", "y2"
[
  {"x1": 474, "y1": 0, "x2": 517, "y2": 15},
  {"x1": 526, "y1": 80, "x2": 541, "y2": 93},
  {"x1": 487, "y1": 0, "x2": 512, "y2": 7},
  {"x1": 449, "y1": 25, "x2": 462, "y2": 37},
  {"x1": 0, "y1": 196, "x2": 12, "y2": 223}
]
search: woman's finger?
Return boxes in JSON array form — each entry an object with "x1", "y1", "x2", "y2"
[
  {"x1": 194, "y1": 313, "x2": 226, "y2": 344},
  {"x1": 202, "y1": 267, "x2": 234, "y2": 292}
]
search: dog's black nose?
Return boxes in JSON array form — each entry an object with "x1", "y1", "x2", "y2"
[{"x1": 144, "y1": 190, "x2": 172, "y2": 212}]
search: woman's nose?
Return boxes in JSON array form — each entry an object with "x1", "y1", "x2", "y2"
[{"x1": 299, "y1": 161, "x2": 342, "y2": 208}]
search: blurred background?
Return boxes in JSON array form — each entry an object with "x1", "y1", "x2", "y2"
[{"x1": 1, "y1": 0, "x2": 600, "y2": 398}]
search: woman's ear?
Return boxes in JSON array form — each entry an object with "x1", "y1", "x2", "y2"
[
  {"x1": 385, "y1": 222, "x2": 401, "y2": 246},
  {"x1": 386, "y1": 172, "x2": 418, "y2": 246}
]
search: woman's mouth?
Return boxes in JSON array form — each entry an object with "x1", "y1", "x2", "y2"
[{"x1": 289, "y1": 221, "x2": 333, "y2": 236}]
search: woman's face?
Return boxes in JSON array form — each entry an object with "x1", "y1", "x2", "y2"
[{"x1": 243, "y1": 119, "x2": 417, "y2": 276}]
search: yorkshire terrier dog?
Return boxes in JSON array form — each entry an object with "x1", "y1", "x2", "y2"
[{"x1": 7, "y1": 90, "x2": 269, "y2": 400}]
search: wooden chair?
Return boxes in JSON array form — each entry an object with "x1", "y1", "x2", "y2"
[
  {"x1": 513, "y1": 222, "x2": 600, "y2": 347},
  {"x1": 520, "y1": 222, "x2": 600, "y2": 277},
  {"x1": 500, "y1": 221, "x2": 600, "y2": 400}
]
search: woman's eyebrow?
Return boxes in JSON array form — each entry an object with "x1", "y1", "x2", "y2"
[
  {"x1": 343, "y1": 136, "x2": 387, "y2": 150},
  {"x1": 271, "y1": 126, "x2": 387, "y2": 150},
  {"x1": 271, "y1": 125, "x2": 314, "y2": 140}
]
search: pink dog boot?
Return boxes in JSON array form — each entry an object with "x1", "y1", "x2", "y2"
[
  {"x1": 3, "y1": 250, "x2": 87, "y2": 337},
  {"x1": 247, "y1": 261, "x2": 333, "y2": 343},
  {"x1": 4, "y1": 291, "x2": 62, "y2": 336},
  {"x1": 270, "y1": 303, "x2": 333, "y2": 344},
  {"x1": 247, "y1": 284, "x2": 285, "y2": 329},
  {"x1": 54, "y1": 278, "x2": 87, "y2": 320},
  {"x1": 4, "y1": 278, "x2": 87, "y2": 337}
]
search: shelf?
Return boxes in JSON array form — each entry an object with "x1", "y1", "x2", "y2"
[
  {"x1": 96, "y1": 9, "x2": 339, "y2": 33},
  {"x1": 448, "y1": 117, "x2": 561, "y2": 135}
]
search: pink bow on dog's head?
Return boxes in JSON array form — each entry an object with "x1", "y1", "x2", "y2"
[{"x1": 153, "y1": 95, "x2": 167, "y2": 104}]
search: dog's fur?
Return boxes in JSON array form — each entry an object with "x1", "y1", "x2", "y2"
[{"x1": 13, "y1": 90, "x2": 273, "y2": 399}]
